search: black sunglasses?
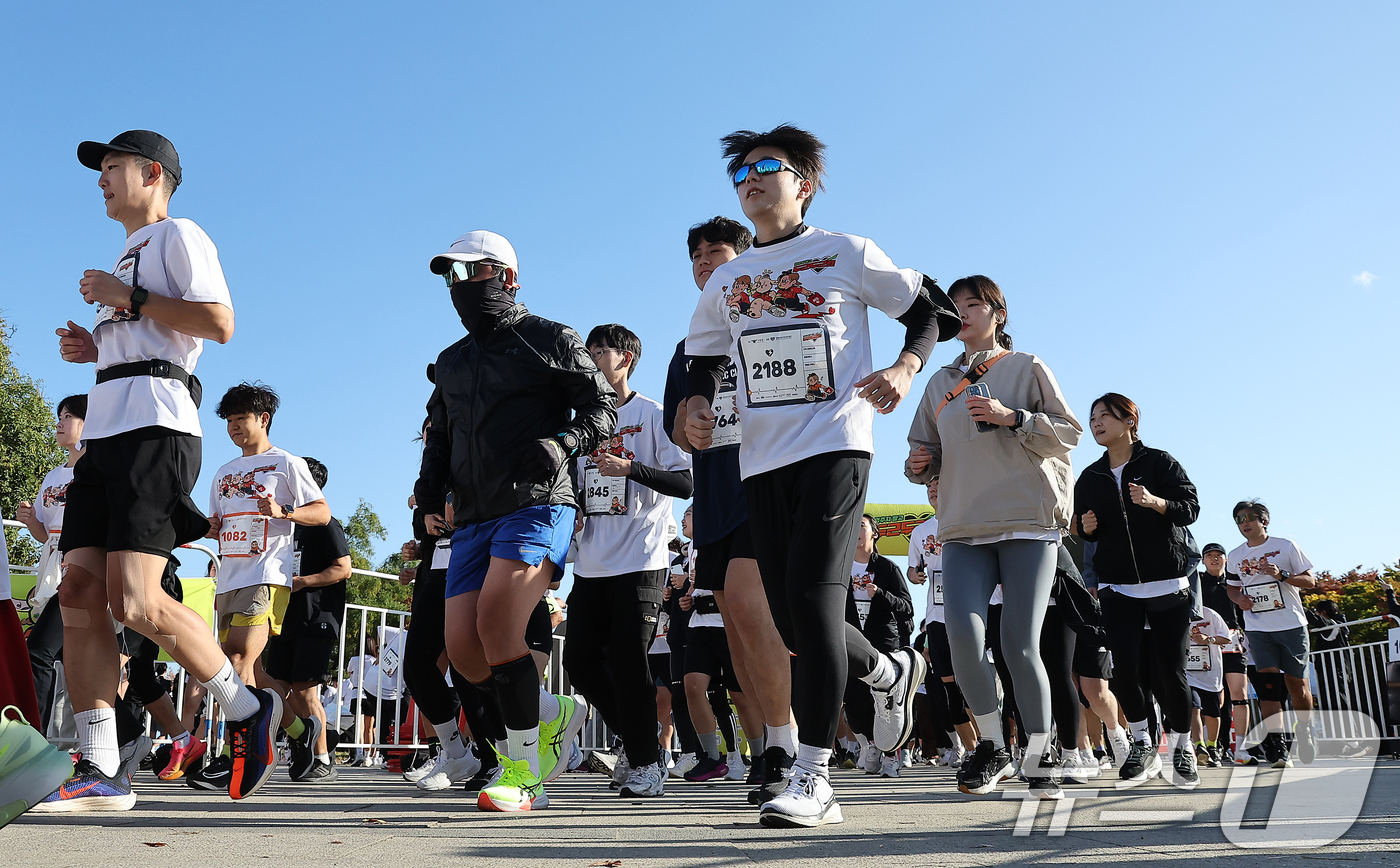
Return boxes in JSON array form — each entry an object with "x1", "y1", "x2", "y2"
[{"x1": 732, "y1": 157, "x2": 805, "y2": 186}]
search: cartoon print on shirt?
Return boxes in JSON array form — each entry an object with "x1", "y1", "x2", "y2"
[
  {"x1": 722, "y1": 256, "x2": 838, "y2": 323},
  {"x1": 217, "y1": 465, "x2": 278, "y2": 501},
  {"x1": 805, "y1": 372, "x2": 835, "y2": 401},
  {"x1": 1238, "y1": 551, "x2": 1282, "y2": 576},
  {"x1": 725, "y1": 274, "x2": 755, "y2": 321},
  {"x1": 41, "y1": 482, "x2": 70, "y2": 511},
  {"x1": 748, "y1": 271, "x2": 778, "y2": 318},
  {"x1": 609, "y1": 497, "x2": 626, "y2": 515},
  {"x1": 922, "y1": 536, "x2": 942, "y2": 557}
]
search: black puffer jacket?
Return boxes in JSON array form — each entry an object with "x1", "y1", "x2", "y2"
[
  {"x1": 416, "y1": 305, "x2": 617, "y2": 525},
  {"x1": 845, "y1": 551, "x2": 914, "y2": 654},
  {"x1": 1073, "y1": 440, "x2": 1200, "y2": 585}
]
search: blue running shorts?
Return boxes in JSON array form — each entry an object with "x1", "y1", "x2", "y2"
[{"x1": 445, "y1": 504, "x2": 576, "y2": 598}]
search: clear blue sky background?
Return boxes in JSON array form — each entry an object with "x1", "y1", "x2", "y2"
[{"x1": 3, "y1": 3, "x2": 1396, "y2": 624}]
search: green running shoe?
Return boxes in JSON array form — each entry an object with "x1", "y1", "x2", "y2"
[
  {"x1": 477, "y1": 755, "x2": 548, "y2": 812},
  {"x1": 538, "y1": 694, "x2": 588, "y2": 784}
]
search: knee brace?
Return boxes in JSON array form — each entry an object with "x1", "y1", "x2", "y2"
[{"x1": 1231, "y1": 698, "x2": 1249, "y2": 707}]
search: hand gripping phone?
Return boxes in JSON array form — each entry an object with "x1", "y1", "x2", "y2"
[{"x1": 965, "y1": 382, "x2": 1000, "y2": 433}]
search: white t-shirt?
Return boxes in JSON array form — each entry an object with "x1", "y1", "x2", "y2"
[
  {"x1": 851, "y1": 560, "x2": 875, "y2": 629},
  {"x1": 33, "y1": 465, "x2": 76, "y2": 538},
  {"x1": 1187, "y1": 607, "x2": 1230, "y2": 693},
  {"x1": 1227, "y1": 536, "x2": 1313, "y2": 632},
  {"x1": 908, "y1": 516, "x2": 944, "y2": 625},
  {"x1": 86, "y1": 218, "x2": 233, "y2": 440},
  {"x1": 209, "y1": 446, "x2": 324, "y2": 594},
  {"x1": 346, "y1": 656, "x2": 375, "y2": 700},
  {"x1": 575, "y1": 393, "x2": 692, "y2": 576},
  {"x1": 685, "y1": 226, "x2": 922, "y2": 479}
]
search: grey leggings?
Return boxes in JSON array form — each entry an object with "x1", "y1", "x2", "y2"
[{"x1": 942, "y1": 539, "x2": 1057, "y2": 736}]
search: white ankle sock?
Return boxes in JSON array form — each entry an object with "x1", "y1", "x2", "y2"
[
  {"x1": 201, "y1": 660, "x2": 261, "y2": 721},
  {"x1": 1171, "y1": 731, "x2": 1192, "y2": 750},
  {"x1": 432, "y1": 720, "x2": 468, "y2": 760},
  {"x1": 315, "y1": 752, "x2": 331, "y2": 764},
  {"x1": 75, "y1": 708, "x2": 120, "y2": 777},
  {"x1": 794, "y1": 743, "x2": 832, "y2": 778},
  {"x1": 506, "y1": 726, "x2": 540, "y2": 776},
  {"x1": 860, "y1": 652, "x2": 898, "y2": 690},
  {"x1": 538, "y1": 688, "x2": 561, "y2": 723},
  {"x1": 173, "y1": 730, "x2": 191, "y2": 748},
  {"x1": 765, "y1": 723, "x2": 795, "y2": 756},
  {"x1": 1128, "y1": 719, "x2": 1151, "y2": 744},
  {"x1": 973, "y1": 712, "x2": 1005, "y2": 748}
]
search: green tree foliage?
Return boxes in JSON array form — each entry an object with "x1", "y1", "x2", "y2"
[
  {"x1": 1305, "y1": 565, "x2": 1400, "y2": 645},
  {"x1": 338, "y1": 499, "x2": 413, "y2": 673},
  {"x1": 0, "y1": 314, "x2": 65, "y2": 567}
]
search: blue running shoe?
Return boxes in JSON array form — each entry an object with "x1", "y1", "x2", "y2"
[
  {"x1": 228, "y1": 688, "x2": 284, "y2": 800},
  {"x1": 0, "y1": 707, "x2": 75, "y2": 825},
  {"x1": 30, "y1": 758, "x2": 135, "y2": 814}
]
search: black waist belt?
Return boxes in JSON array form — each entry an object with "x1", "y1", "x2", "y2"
[
  {"x1": 691, "y1": 594, "x2": 721, "y2": 616},
  {"x1": 95, "y1": 359, "x2": 202, "y2": 408}
]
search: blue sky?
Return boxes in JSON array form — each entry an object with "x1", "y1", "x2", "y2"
[{"x1": 3, "y1": 3, "x2": 1396, "y2": 622}]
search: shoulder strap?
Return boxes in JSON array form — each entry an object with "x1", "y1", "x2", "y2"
[{"x1": 934, "y1": 352, "x2": 1010, "y2": 421}]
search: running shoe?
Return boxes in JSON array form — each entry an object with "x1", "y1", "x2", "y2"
[
  {"x1": 227, "y1": 688, "x2": 284, "y2": 800},
  {"x1": 186, "y1": 754, "x2": 233, "y2": 791},
  {"x1": 1235, "y1": 747, "x2": 1258, "y2": 766},
  {"x1": 585, "y1": 746, "x2": 618, "y2": 776},
  {"x1": 1107, "y1": 728, "x2": 1133, "y2": 770},
  {"x1": 299, "y1": 759, "x2": 337, "y2": 783},
  {"x1": 619, "y1": 762, "x2": 665, "y2": 798},
  {"x1": 403, "y1": 744, "x2": 442, "y2": 783},
  {"x1": 725, "y1": 756, "x2": 747, "y2": 781},
  {"x1": 684, "y1": 753, "x2": 729, "y2": 782},
  {"x1": 878, "y1": 753, "x2": 900, "y2": 778},
  {"x1": 1167, "y1": 745, "x2": 1200, "y2": 789},
  {"x1": 900, "y1": 748, "x2": 913, "y2": 768},
  {"x1": 859, "y1": 743, "x2": 881, "y2": 775},
  {"x1": 287, "y1": 716, "x2": 322, "y2": 782},
  {"x1": 759, "y1": 768, "x2": 842, "y2": 828},
  {"x1": 118, "y1": 733, "x2": 153, "y2": 781},
  {"x1": 464, "y1": 759, "x2": 504, "y2": 795},
  {"x1": 1194, "y1": 741, "x2": 1211, "y2": 764},
  {"x1": 748, "y1": 747, "x2": 793, "y2": 806},
  {"x1": 1061, "y1": 750, "x2": 1090, "y2": 784},
  {"x1": 1205, "y1": 744, "x2": 1222, "y2": 768},
  {"x1": 1025, "y1": 751, "x2": 1064, "y2": 800},
  {"x1": 1118, "y1": 740, "x2": 1162, "y2": 784},
  {"x1": 159, "y1": 738, "x2": 208, "y2": 781},
  {"x1": 871, "y1": 648, "x2": 927, "y2": 752},
  {"x1": 1297, "y1": 722, "x2": 1317, "y2": 765},
  {"x1": 942, "y1": 744, "x2": 966, "y2": 768},
  {"x1": 539, "y1": 694, "x2": 589, "y2": 784},
  {"x1": 0, "y1": 707, "x2": 74, "y2": 826},
  {"x1": 416, "y1": 749, "x2": 482, "y2": 791},
  {"x1": 1077, "y1": 749, "x2": 1101, "y2": 778},
  {"x1": 670, "y1": 752, "x2": 698, "y2": 779},
  {"x1": 31, "y1": 758, "x2": 135, "y2": 813},
  {"x1": 746, "y1": 751, "x2": 766, "y2": 786},
  {"x1": 148, "y1": 742, "x2": 172, "y2": 774},
  {"x1": 836, "y1": 748, "x2": 857, "y2": 770},
  {"x1": 477, "y1": 756, "x2": 547, "y2": 812},
  {"x1": 957, "y1": 741, "x2": 1015, "y2": 796},
  {"x1": 609, "y1": 752, "x2": 631, "y2": 790}
]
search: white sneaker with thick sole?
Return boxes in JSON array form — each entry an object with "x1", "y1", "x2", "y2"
[
  {"x1": 1078, "y1": 750, "x2": 1102, "y2": 778},
  {"x1": 942, "y1": 745, "x2": 966, "y2": 768},
  {"x1": 759, "y1": 768, "x2": 843, "y2": 828},
  {"x1": 871, "y1": 648, "x2": 927, "y2": 752},
  {"x1": 859, "y1": 744, "x2": 882, "y2": 775},
  {"x1": 670, "y1": 752, "x2": 698, "y2": 779},
  {"x1": 879, "y1": 753, "x2": 900, "y2": 778},
  {"x1": 725, "y1": 757, "x2": 747, "y2": 781},
  {"x1": 1108, "y1": 729, "x2": 1133, "y2": 770},
  {"x1": 619, "y1": 762, "x2": 666, "y2": 797},
  {"x1": 403, "y1": 750, "x2": 439, "y2": 783},
  {"x1": 417, "y1": 749, "x2": 483, "y2": 791}
]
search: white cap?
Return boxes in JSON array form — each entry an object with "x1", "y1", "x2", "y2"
[{"x1": 429, "y1": 230, "x2": 519, "y2": 276}]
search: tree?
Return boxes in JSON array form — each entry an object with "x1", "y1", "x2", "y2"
[
  {"x1": 0, "y1": 314, "x2": 65, "y2": 567},
  {"x1": 1306, "y1": 565, "x2": 1399, "y2": 645},
  {"x1": 339, "y1": 499, "x2": 413, "y2": 669}
]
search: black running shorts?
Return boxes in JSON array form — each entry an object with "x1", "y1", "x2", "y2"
[
  {"x1": 59, "y1": 426, "x2": 206, "y2": 557},
  {"x1": 526, "y1": 597, "x2": 555, "y2": 655},
  {"x1": 265, "y1": 621, "x2": 339, "y2": 684},
  {"x1": 1072, "y1": 641, "x2": 1114, "y2": 681},
  {"x1": 694, "y1": 521, "x2": 755, "y2": 592},
  {"x1": 683, "y1": 625, "x2": 740, "y2": 690}
]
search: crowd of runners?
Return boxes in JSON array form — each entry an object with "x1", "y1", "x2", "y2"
[{"x1": 0, "y1": 124, "x2": 1341, "y2": 829}]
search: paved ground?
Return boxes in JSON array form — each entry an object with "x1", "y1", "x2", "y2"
[{"x1": 9, "y1": 756, "x2": 1400, "y2": 867}]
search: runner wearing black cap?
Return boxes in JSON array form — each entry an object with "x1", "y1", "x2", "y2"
[
  {"x1": 1198, "y1": 542, "x2": 1248, "y2": 765},
  {"x1": 38, "y1": 132, "x2": 281, "y2": 813}
]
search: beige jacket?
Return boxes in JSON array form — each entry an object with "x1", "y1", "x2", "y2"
[{"x1": 905, "y1": 348, "x2": 1081, "y2": 542}]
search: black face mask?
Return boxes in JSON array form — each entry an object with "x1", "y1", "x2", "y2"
[{"x1": 450, "y1": 274, "x2": 517, "y2": 333}]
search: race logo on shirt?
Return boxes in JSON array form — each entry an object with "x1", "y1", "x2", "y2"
[
  {"x1": 217, "y1": 465, "x2": 278, "y2": 500},
  {"x1": 722, "y1": 260, "x2": 835, "y2": 323},
  {"x1": 41, "y1": 482, "x2": 70, "y2": 510},
  {"x1": 587, "y1": 426, "x2": 642, "y2": 464},
  {"x1": 1238, "y1": 551, "x2": 1282, "y2": 575}
]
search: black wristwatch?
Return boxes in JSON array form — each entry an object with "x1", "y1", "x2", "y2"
[
  {"x1": 281, "y1": 503, "x2": 295, "y2": 520},
  {"x1": 129, "y1": 286, "x2": 150, "y2": 314},
  {"x1": 1278, "y1": 569, "x2": 1291, "y2": 582},
  {"x1": 1010, "y1": 409, "x2": 1027, "y2": 430},
  {"x1": 555, "y1": 430, "x2": 581, "y2": 457}
]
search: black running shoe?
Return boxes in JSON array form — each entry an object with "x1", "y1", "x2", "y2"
[
  {"x1": 1170, "y1": 745, "x2": 1200, "y2": 789},
  {"x1": 957, "y1": 741, "x2": 1015, "y2": 796},
  {"x1": 287, "y1": 716, "x2": 321, "y2": 782},
  {"x1": 749, "y1": 747, "x2": 793, "y2": 806},
  {"x1": 299, "y1": 759, "x2": 338, "y2": 783},
  {"x1": 1118, "y1": 740, "x2": 1161, "y2": 783},
  {"x1": 186, "y1": 754, "x2": 233, "y2": 791},
  {"x1": 746, "y1": 751, "x2": 767, "y2": 787},
  {"x1": 463, "y1": 756, "x2": 501, "y2": 794},
  {"x1": 684, "y1": 753, "x2": 729, "y2": 782}
]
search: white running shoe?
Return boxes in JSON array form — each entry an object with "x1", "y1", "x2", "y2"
[
  {"x1": 670, "y1": 752, "x2": 698, "y2": 779},
  {"x1": 1060, "y1": 750, "x2": 1090, "y2": 784},
  {"x1": 403, "y1": 750, "x2": 438, "y2": 783},
  {"x1": 417, "y1": 749, "x2": 483, "y2": 791},
  {"x1": 900, "y1": 749, "x2": 913, "y2": 768},
  {"x1": 725, "y1": 756, "x2": 747, "y2": 781},
  {"x1": 610, "y1": 753, "x2": 631, "y2": 790},
  {"x1": 871, "y1": 648, "x2": 927, "y2": 752},
  {"x1": 1078, "y1": 749, "x2": 1102, "y2": 778},
  {"x1": 879, "y1": 753, "x2": 900, "y2": 778},
  {"x1": 1108, "y1": 728, "x2": 1134, "y2": 770},
  {"x1": 859, "y1": 744, "x2": 882, "y2": 775},
  {"x1": 619, "y1": 762, "x2": 666, "y2": 797},
  {"x1": 759, "y1": 768, "x2": 843, "y2": 828}
]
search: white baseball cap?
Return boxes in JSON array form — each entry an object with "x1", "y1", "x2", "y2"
[{"x1": 429, "y1": 230, "x2": 519, "y2": 276}]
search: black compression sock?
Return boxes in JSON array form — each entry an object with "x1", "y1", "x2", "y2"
[{"x1": 489, "y1": 654, "x2": 541, "y2": 732}]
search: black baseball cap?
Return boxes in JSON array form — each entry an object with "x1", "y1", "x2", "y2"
[
  {"x1": 1202, "y1": 543, "x2": 1226, "y2": 556},
  {"x1": 77, "y1": 130, "x2": 181, "y2": 187}
]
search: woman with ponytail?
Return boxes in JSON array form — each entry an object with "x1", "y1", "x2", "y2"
[{"x1": 904, "y1": 276, "x2": 1081, "y2": 799}]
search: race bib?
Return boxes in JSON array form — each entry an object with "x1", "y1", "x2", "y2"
[
  {"x1": 431, "y1": 538, "x2": 452, "y2": 570},
  {"x1": 219, "y1": 512, "x2": 268, "y2": 558},
  {"x1": 293, "y1": 551, "x2": 303, "y2": 576},
  {"x1": 1247, "y1": 581, "x2": 1286, "y2": 612},
  {"x1": 933, "y1": 576, "x2": 944, "y2": 606},
  {"x1": 737, "y1": 323, "x2": 836, "y2": 408},
  {"x1": 1186, "y1": 646, "x2": 1210, "y2": 671},
  {"x1": 709, "y1": 387, "x2": 743, "y2": 449},
  {"x1": 584, "y1": 465, "x2": 628, "y2": 516},
  {"x1": 855, "y1": 599, "x2": 871, "y2": 629}
]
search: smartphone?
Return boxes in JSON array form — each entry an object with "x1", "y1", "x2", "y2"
[{"x1": 965, "y1": 382, "x2": 999, "y2": 433}]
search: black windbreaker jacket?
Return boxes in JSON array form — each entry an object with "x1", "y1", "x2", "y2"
[
  {"x1": 415, "y1": 305, "x2": 617, "y2": 525},
  {"x1": 1073, "y1": 440, "x2": 1200, "y2": 585}
]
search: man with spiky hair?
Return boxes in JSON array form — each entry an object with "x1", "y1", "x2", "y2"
[{"x1": 682, "y1": 125, "x2": 961, "y2": 827}]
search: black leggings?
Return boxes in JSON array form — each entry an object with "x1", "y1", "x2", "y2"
[
  {"x1": 986, "y1": 605, "x2": 1023, "y2": 748},
  {"x1": 564, "y1": 570, "x2": 666, "y2": 768},
  {"x1": 1101, "y1": 588, "x2": 1193, "y2": 735},
  {"x1": 745, "y1": 452, "x2": 881, "y2": 749},
  {"x1": 667, "y1": 633, "x2": 700, "y2": 754},
  {"x1": 1039, "y1": 605, "x2": 1080, "y2": 751},
  {"x1": 27, "y1": 602, "x2": 64, "y2": 734},
  {"x1": 402, "y1": 562, "x2": 505, "y2": 745}
]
